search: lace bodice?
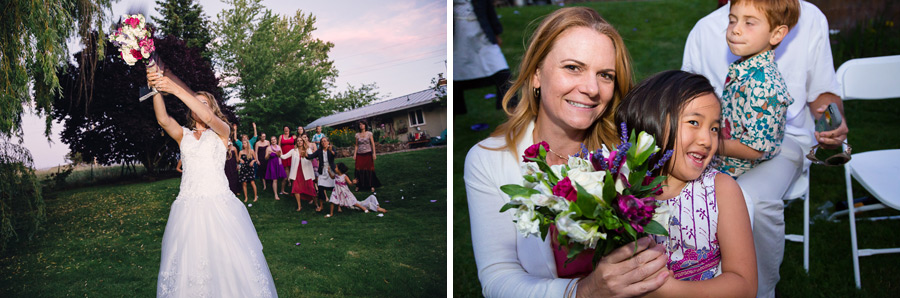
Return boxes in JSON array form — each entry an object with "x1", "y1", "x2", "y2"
[{"x1": 178, "y1": 127, "x2": 229, "y2": 198}]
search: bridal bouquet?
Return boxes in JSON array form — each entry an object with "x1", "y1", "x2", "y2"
[
  {"x1": 108, "y1": 14, "x2": 155, "y2": 66},
  {"x1": 500, "y1": 123, "x2": 672, "y2": 262}
]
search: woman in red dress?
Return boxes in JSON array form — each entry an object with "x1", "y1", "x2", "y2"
[{"x1": 279, "y1": 126, "x2": 296, "y2": 194}]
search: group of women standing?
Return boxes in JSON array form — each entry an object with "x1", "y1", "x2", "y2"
[{"x1": 221, "y1": 123, "x2": 381, "y2": 214}]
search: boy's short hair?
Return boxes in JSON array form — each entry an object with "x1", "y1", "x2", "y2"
[{"x1": 732, "y1": 0, "x2": 800, "y2": 31}]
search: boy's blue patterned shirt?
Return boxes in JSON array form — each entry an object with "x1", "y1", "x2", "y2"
[{"x1": 718, "y1": 50, "x2": 793, "y2": 178}]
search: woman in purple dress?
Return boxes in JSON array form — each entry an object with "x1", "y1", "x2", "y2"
[{"x1": 265, "y1": 136, "x2": 287, "y2": 200}]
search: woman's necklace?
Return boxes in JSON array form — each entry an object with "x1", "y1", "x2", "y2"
[{"x1": 546, "y1": 147, "x2": 569, "y2": 161}]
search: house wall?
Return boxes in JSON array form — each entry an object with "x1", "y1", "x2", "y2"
[{"x1": 391, "y1": 102, "x2": 446, "y2": 142}]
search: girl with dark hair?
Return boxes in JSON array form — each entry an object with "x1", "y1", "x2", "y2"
[
  {"x1": 224, "y1": 142, "x2": 241, "y2": 195},
  {"x1": 325, "y1": 162, "x2": 373, "y2": 218},
  {"x1": 255, "y1": 132, "x2": 269, "y2": 189},
  {"x1": 614, "y1": 70, "x2": 756, "y2": 295},
  {"x1": 353, "y1": 120, "x2": 381, "y2": 192}
]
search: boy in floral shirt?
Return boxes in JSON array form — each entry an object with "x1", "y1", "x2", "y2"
[{"x1": 717, "y1": 0, "x2": 799, "y2": 177}]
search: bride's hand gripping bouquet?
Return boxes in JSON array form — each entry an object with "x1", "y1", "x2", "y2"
[{"x1": 500, "y1": 123, "x2": 673, "y2": 265}]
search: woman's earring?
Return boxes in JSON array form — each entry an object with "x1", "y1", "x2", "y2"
[{"x1": 533, "y1": 87, "x2": 541, "y2": 99}]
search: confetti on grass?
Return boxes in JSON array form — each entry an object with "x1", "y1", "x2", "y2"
[
  {"x1": 430, "y1": 200, "x2": 437, "y2": 203},
  {"x1": 301, "y1": 220, "x2": 308, "y2": 225},
  {"x1": 484, "y1": 93, "x2": 496, "y2": 99},
  {"x1": 295, "y1": 243, "x2": 300, "y2": 246}
]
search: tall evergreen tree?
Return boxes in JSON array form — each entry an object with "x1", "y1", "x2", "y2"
[{"x1": 152, "y1": 0, "x2": 213, "y2": 58}]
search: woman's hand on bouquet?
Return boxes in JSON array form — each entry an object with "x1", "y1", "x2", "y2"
[
  {"x1": 147, "y1": 71, "x2": 183, "y2": 97},
  {"x1": 576, "y1": 237, "x2": 669, "y2": 298}
]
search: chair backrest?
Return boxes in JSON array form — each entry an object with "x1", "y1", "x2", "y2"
[{"x1": 836, "y1": 55, "x2": 900, "y2": 101}]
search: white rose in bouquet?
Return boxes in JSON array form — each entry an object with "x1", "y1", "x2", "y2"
[{"x1": 513, "y1": 206, "x2": 540, "y2": 237}]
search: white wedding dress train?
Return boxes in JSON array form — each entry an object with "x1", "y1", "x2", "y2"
[{"x1": 157, "y1": 128, "x2": 277, "y2": 297}]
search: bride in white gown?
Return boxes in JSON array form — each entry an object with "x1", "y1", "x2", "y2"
[{"x1": 148, "y1": 66, "x2": 277, "y2": 297}]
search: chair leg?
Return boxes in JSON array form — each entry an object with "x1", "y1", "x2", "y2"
[
  {"x1": 803, "y1": 189, "x2": 810, "y2": 273},
  {"x1": 846, "y1": 167, "x2": 862, "y2": 288}
]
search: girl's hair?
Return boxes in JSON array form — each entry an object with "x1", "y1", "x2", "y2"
[
  {"x1": 358, "y1": 120, "x2": 368, "y2": 132},
  {"x1": 295, "y1": 137, "x2": 307, "y2": 151},
  {"x1": 187, "y1": 91, "x2": 230, "y2": 130},
  {"x1": 336, "y1": 162, "x2": 348, "y2": 174},
  {"x1": 489, "y1": 6, "x2": 634, "y2": 156},
  {"x1": 241, "y1": 140, "x2": 253, "y2": 156},
  {"x1": 614, "y1": 70, "x2": 716, "y2": 176}
]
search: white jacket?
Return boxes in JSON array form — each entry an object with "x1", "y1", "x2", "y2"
[{"x1": 464, "y1": 120, "x2": 574, "y2": 297}]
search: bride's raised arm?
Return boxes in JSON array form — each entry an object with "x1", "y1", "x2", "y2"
[
  {"x1": 148, "y1": 68, "x2": 230, "y2": 140},
  {"x1": 149, "y1": 68, "x2": 184, "y2": 144}
]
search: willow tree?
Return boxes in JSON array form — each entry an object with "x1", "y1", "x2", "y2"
[{"x1": 0, "y1": 0, "x2": 112, "y2": 137}]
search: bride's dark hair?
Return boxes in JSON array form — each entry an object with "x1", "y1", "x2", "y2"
[{"x1": 186, "y1": 91, "x2": 230, "y2": 130}]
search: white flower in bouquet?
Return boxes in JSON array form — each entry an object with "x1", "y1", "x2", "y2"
[
  {"x1": 513, "y1": 206, "x2": 540, "y2": 237},
  {"x1": 547, "y1": 196, "x2": 571, "y2": 213},
  {"x1": 635, "y1": 131, "x2": 660, "y2": 157},
  {"x1": 567, "y1": 168, "x2": 605, "y2": 198},
  {"x1": 556, "y1": 212, "x2": 606, "y2": 248},
  {"x1": 567, "y1": 155, "x2": 593, "y2": 172},
  {"x1": 614, "y1": 162, "x2": 632, "y2": 193},
  {"x1": 529, "y1": 193, "x2": 554, "y2": 207},
  {"x1": 549, "y1": 164, "x2": 566, "y2": 180},
  {"x1": 121, "y1": 49, "x2": 139, "y2": 65},
  {"x1": 651, "y1": 200, "x2": 672, "y2": 230}
]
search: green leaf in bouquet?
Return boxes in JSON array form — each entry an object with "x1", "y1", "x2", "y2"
[
  {"x1": 569, "y1": 200, "x2": 583, "y2": 218},
  {"x1": 574, "y1": 182, "x2": 599, "y2": 219},
  {"x1": 529, "y1": 157, "x2": 560, "y2": 185},
  {"x1": 636, "y1": 176, "x2": 667, "y2": 196},
  {"x1": 540, "y1": 218, "x2": 551, "y2": 240},
  {"x1": 566, "y1": 243, "x2": 585, "y2": 262},
  {"x1": 598, "y1": 208, "x2": 622, "y2": 230},
  {"x1": 500, "y1": 184, "x2": 541, "y2": 199},
  {"x1": 627, "y1": 170, "x2": 647, "y2": 194},
  {"x1": 539, "y1": 143, "x2": 548, "y2": 160},
  {"x1": 625, "y1": 130, "x2": 638, "y2": 167},
  {"x1": 622, "y1": 220, "x2": 638, "y2": 240},
  {"x1": 643, "y1": 219, "x2": 669, "y2": 236},
  {"x1": 499, "y1": 203, "x2": 519, "y2": 213},
  {"x1": 602, "y1": 171, "x2": 617, "y2": 206},
  {"x1": 523, "y1": 174, "x2": 537, "y2": 183}
]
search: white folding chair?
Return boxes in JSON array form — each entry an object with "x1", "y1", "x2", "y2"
[
  {"x1": 782, "y1": 166, "x2": 810, "y2": 273},
  {"x1": 835, "y1": 55, "x2": 900, "y2": 289}
]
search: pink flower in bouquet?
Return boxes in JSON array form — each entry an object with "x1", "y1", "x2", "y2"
[
  {"x1": 139, "y1": 38, "x2": 154, "y2": 52},
  {"x1": 616, "y1": 194, "x2": 656, "y2": 233},
  {"x1": 130, "y1": 49, "x2": 143, "y2": 60},
  {"x1": 124, "y1": 17, "x2": 141, "y2": 28},
  {"x1": 523, "y1": 141, "x2": 549, "y2": 162},
  {"x1": 643, "y1": 176, "x2": 664, "y2": 196},
  {"x1": 552, "y1": 177, "x2": 578, "y2": 202}
]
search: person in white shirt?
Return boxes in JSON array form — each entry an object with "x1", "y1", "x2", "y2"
[
  {"x1": 682, "y1": 1, "x2": 849, "y2": 297},
  {"x1": 465, "y1": 7, "x2": 669, "y2": 298}
]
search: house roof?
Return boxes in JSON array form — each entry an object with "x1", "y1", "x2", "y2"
[{"x1": 305, "y1": 87, "x2": 444, "y2": 129}]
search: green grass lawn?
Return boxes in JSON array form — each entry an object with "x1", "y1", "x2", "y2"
[
  {"x1": 1, "y1": 147, "x2": 447, "y2": 297},
  {"x1": 453, "y1": 1, "x2": 900, "y2": 297}
]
